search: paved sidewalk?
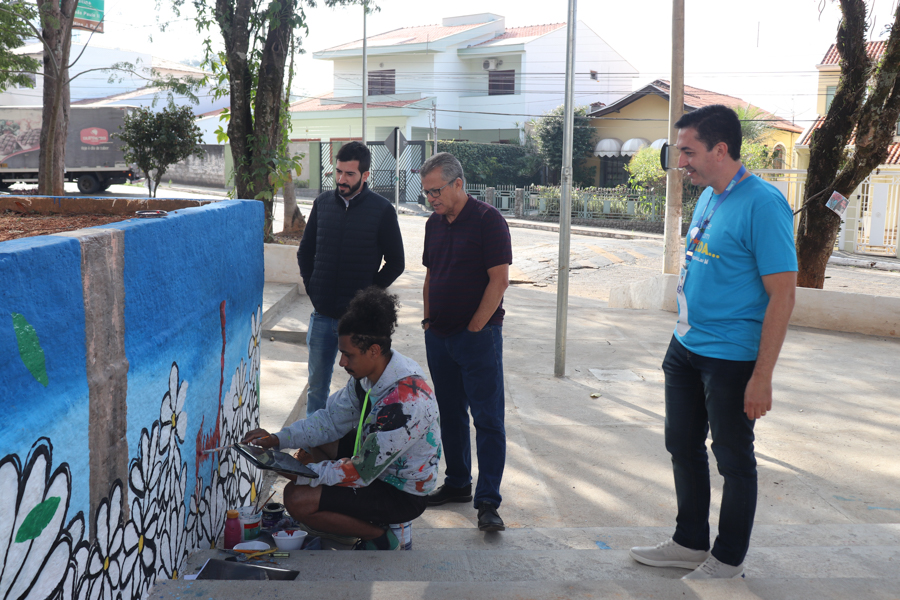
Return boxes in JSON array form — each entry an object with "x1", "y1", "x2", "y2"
[
  {"x1": 154, "y1": 273, "x2": 900, "y2": 598},
  {"x1": 255, "y1": 273, "x2": 899, "y2": 544}
]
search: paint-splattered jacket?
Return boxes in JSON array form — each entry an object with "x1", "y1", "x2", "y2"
[{"x1": 273, "y1": 350, "x2": 441, "y2": 495}]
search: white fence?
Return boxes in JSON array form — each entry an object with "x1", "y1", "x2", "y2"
[{"x1": 755, "y1": 169, "x2": 900, "y2": 258}]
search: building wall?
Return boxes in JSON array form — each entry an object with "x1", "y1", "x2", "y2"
[
  {"x1": 521, "y1": 22, "x2": 637, "y2": 118},
  {"x1": 591, "y1": 94, "x2": 670, "y2": 144},
  {"x1": 164, "y1": 144, "x2": 226, "y2": 188},
  {"x1": 816, "y1": 68, "x2": 841, "y2": 116},
  {"x1": 0, "y1": 200, "x2": 264, "y2": 599}
]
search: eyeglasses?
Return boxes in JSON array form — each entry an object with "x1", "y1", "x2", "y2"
[{"x1": 423, "y1": 180, "x2": 456, "y2": 198}]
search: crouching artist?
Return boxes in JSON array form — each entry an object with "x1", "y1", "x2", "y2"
[{"x1": 242, "y1": 286, "x2": 442, "y2": 550}]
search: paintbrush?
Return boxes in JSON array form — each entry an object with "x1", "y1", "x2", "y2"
[
  {"x1": 201, "y1": 444, "x2": 235, "y2": 455},
  {"x1": 255, "y1": 489, "x2": 276, "y2": 512}
]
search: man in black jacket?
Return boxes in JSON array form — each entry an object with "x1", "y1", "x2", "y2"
[{"x1": 298, "y1": 141, "x2": 405, "y2": 416}]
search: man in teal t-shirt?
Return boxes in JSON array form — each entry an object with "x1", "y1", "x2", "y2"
[{"x1": 630, "y1": 105, "x2": 797, "y2": 580}]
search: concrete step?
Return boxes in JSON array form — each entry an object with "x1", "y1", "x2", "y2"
[
  {"x1": 150, "y1": 577, "x2": 900, "y2": 600},
  {"x1": 149, "y1": 524, "x2": 900, "y2": 600}
]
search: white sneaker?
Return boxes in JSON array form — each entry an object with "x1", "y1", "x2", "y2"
[
  {"x1": 629, "y1": 538, "x2": 710, "y2": 569},
  {"x1": 682, "y1": 556, "x2": 744, "y2": 579}
]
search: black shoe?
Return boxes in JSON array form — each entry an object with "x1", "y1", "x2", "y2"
[
  {"x1": 426, "y1": 484, "x2": 473, "y2": 506},
  {"x1": 477, "y1": 502, "x2": 505, "y2": 532}
]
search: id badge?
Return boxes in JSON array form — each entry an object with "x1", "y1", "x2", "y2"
[{"x1": 675, "y1": 266, "x2": 691, "y2": 336}]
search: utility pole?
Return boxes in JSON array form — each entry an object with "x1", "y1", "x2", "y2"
[
  {"x1": 394, "y1": 126, "x2": 401, "y2": 211},
  {"x1": 362, "y1": 0, "x2": 368, "y2": 143},
  {"x1": 433, "y1": 102, "x2": 438, "y2": 155},
  {"x1": 554, "y1": 0, "x2": 577, "y2": 378},
  {"x1": 663, "y1": 0, "x2": 685, "y2": 274}
]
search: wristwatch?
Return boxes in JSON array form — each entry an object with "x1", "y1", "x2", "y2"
[{"x1": 421, "y1": 318, "x2": 432, "y2": 330}]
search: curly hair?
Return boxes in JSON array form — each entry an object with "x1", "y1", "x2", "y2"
[{"x1": 337, "y1": 286, "x2": 400, "y2": 354}]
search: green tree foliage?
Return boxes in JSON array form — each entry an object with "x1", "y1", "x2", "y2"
[
  {"x1": 740, "y1": 141, "x2": 773, "y2": 170},
  {"x1": 625, "y1": 146, "x2": 704, "y2": 201},
  {"x1": 530, "y1": 105, "x2": 595, "y2": 186},
  {"x1": 734, "y1": 105, "x2": 774, "y2": 145},
  {"x1": 437, "y1": 141, "x2": 541, "y2": 186},
  {"x1": 116, "y1": 105, "x2": 204, "y2": 198},
  {"x1": 164, "y1": 0, "x2": 355, "y2": 241},
  {"x1": 0, "y1": 1, "x2": 40, "y2": 92}
]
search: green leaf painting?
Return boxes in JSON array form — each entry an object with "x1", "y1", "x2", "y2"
[
  {"x1": 15, "y1": 496, "x2": 61, "y2": 543},
  {"x1": 11, "y1": 313, "x2": 48, "y2": 387}
]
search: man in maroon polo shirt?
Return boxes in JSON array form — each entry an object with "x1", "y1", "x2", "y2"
[{"x1": 420, "y1": 152, "x2": 512, "y2": 532}]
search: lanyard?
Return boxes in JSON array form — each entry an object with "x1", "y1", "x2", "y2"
[
  {"x1": 679, "y1": 165, "x2": 747, "y2": 290},
  {"x1": 353, "y1": 388, "x2": 371, "y2": 456}
]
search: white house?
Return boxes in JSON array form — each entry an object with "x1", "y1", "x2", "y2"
[{"x1": 290, "y1": 13, "x2": 637, "y2": 144}]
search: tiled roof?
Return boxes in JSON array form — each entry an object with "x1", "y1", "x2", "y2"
[
  {"x1": 472, "y1": 23, "x2": 565, "y2": 47},
  {"x1": 322, "y1": 23, "x2": 486, "y2": 52},
  {"x1": 646, "y1": 80, "x2": 803, "y2": 133},
  {"x1": 820, "y1": 40, "x2": 887, "y2": 65},
  {"x1": 289, "y1": 93, "x2": 428, "y2": 113},
  {"x1": 798, "y1": 116, "x2": 900, "y2": 164}
]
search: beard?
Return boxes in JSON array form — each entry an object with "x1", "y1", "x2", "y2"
[{"x1": 338, "y1": 178, "x2": 363, "y2": 197}]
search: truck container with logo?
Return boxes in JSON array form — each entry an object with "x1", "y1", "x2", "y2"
[{"x1": 0, "y1": 105, "x2": 136, "y2": 194}]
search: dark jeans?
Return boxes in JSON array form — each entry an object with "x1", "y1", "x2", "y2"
[
  {"x1": 306, "y1": 311, "x2": 340, "y2": 416},
  {"x1": 425, "y1": 325, "x2": 506, "y2": 508},
  {"x1": 662, "y1": 336, "x2": 757, "y2": 567}
]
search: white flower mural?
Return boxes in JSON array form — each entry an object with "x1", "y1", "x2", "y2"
[
  {"x1": 0, "y1": 307, "x2": 262, "y2": 600},
  {"x1": 159, "y1": 363, "x2": 188, "y2": 449},
  {"x1": 85, "y1": 485, "x2": 125, "y2": 600}
]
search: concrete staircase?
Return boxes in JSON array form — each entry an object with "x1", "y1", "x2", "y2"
[{"x1": 149, "y1": 524, "x2": 900, "y2": 599}]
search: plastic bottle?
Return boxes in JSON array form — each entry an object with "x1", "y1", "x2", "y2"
[{"x1": 224, "y1": 510, "x2": 242, "y2": 549}]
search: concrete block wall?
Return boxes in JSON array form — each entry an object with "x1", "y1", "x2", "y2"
[
  {"x1": 0, "y1": 200, "x2": 264, "y2": 599},
  {"x1": 164, "y1": 144, "x2": 226, "y2": 188}
]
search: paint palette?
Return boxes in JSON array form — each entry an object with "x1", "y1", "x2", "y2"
[{"x1": 233, "y1": 444, "x2": 318, "y2": 478}]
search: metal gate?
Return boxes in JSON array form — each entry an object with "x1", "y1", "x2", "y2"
[{"x1": 316, "y1": 140, "x2": 426, "y2": 204}]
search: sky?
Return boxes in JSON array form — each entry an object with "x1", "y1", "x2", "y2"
[{"x1": 75, "y1": 0, "x2": 900, "y2": 127}]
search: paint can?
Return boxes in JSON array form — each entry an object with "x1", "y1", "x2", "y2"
[
  {"x1": 262, "y1": 502, "x2": 285, "y2": 529},
  {"x1": 238, "y1": 506, "x2": 262, "y2": 541},
  {"x1": 388, "y1": 521, "x2": 412, "y2": 550}
]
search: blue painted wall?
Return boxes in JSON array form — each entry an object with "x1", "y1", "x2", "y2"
[{"x1": 0, "y1": 200, "x2": 264, "y2": 600}]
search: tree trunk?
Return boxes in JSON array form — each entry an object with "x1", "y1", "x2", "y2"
[
  {"x1": 36, "y1": 0, "x2": 76, "y2": 196},
  {"x1": 281, "y1": 176, "x2": 306, "y2": 235},
  {"x1": 798, "y1": 0, "x2": 900, "y2": 287},
  {"x1": 216, "y1": 0, "x2": 292, "y2": 242}
]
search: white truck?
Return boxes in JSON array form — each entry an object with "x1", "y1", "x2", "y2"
[{"x1": 0, "y1": 105, "x2": 136, "y2": 194}]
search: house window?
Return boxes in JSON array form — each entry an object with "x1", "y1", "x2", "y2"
[
  {"x1": 368, "y1": 70, "x2": 395, "y2": 96},
  {"x1": 825, "y1": 85, "x2": 837, "y2": 111},
  {"x1": 488, "y1": 70, "x2": 515, "y2": 96},
  {"x1": 600, "y1": 157, "x2": 629, "y2": 187},
  {"x1": 772, "y1": 145, "x2": 786, "y2": 169}
]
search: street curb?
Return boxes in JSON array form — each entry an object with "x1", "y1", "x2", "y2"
[
  {"x1": 828, "y1": 255, "x2": 900, "y2": 272},
  {"x1": 503, "y1": 220, "x2": 664, "y2": 241}
]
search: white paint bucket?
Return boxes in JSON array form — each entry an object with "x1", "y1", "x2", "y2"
[{"x1": 238, "y1": 506, "x2": 262, "y2": 541}]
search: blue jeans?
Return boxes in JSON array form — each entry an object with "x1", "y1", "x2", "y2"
[
  {"x1": 306, "y1": 311, "x2": 340, "y2": 416},
  {"x1": 662, "y1": 336, "x2": 757, "y2": 567},
  {"x1": 424, "y1": 325, "x2": 506, "y2": 508}
]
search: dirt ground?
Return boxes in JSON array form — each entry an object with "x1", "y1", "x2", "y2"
[{"x1": 0, "y1": 211, "x2": 134, "y2": 242}]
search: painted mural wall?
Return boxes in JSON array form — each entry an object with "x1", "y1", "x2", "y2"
[{"x1": 0, "y1": 200, "x2": 265, "y2": 599}]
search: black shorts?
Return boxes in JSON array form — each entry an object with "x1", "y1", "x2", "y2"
[{"x1": 319, "y1": 479, "x2": 428, "y2": 525}]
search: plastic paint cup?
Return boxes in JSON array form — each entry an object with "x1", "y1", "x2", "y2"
[{"x1": 238, "y1": 506, "x2": 262, "y2": 541}]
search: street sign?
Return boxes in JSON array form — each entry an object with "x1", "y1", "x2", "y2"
[
  {"x1": 384, "y1": 128, "x2": 407, "y2": 159},
  {"x1": 74, "y1": 0, "x2": 104, "y2": 33}
]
